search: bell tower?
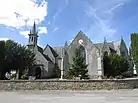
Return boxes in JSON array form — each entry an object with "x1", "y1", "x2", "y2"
[{"x1": 27, "y1": 22, "x2": 38, "y2": 49}]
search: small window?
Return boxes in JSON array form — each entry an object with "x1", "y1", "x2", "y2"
[
  {"x1": 34, "y1": 38, "x2": 36, "y2": 43},
  {"x1": 31, "y1": 37, "x2": 33, "y2": 41}
]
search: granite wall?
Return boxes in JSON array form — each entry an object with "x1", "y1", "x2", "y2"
[{"x1": 0, "y1": 78, "x2": 138, "y2": 91}]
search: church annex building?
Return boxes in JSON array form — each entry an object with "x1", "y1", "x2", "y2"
[{"x1": 27, "y1": 22, "x2": 129, "y2": 79}]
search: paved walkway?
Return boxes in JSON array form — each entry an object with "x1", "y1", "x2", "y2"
[{"x1": 0, "y1": 90, "x2": 138, "y2": 103}]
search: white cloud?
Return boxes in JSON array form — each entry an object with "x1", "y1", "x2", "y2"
[
  {"x1": 106, "y1": 3, "x2": 125, "y2": 13},
  {"x1": 20, "y1": 27, "x2": 48, "y2": 39},
  {"x1": 0, "y1": 38, "x2": 9, "y2": 41},
  {"x1": 53, "y1": 27, "x2": 59, "y2": 32},
  {"x1": 0, "y1": 0, "x2": 48, "y2": 37},
  {"x1": 38, "y1": 27, "x2": 48, "y2": 34},
  {"x1": 20, "y1": 31, "x2": 30, "y2": 38}
]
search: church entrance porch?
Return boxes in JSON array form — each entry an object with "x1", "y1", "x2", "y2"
[{"x1": 35, "y1": 67, "x2": 41, "y2": 79}]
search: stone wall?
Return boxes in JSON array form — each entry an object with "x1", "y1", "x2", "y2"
[{"x1": 0, "y1": 78, "x2": 138, "y2": 91}]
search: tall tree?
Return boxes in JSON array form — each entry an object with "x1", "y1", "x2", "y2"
[
  {"x1": 0, "y1": 41, "x2": 5, "y2": 79},
  {"x1": 0, "y1": 40, "x2": 35, "y2": 79},
  {"x1": 131, "y1": 33, "x2": 138, "y2": 74},
  {"x1": 68, "y1": 46, "x2": 88, "y2": 78},
  {"x1": 14, "y1": 44, "x2": 36, "y2": 79},
  {"x1": 103, "y1": 53, "x2": 129, "y2": 77}
]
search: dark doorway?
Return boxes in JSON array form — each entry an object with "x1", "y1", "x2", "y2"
[{"x1": 35, "y1": 67, "x2": 41, "y2": 79}]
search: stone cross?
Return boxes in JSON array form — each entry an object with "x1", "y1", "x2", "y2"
[
  {"x1": 60, "y1": 58, "x2": 64, "y2": 80},
  {"x1": 96, "y1": 50, "x2": 104, "y2": 79},
  {"x1": 133, "y1": 64, "x2": 137, "y2": 75}
]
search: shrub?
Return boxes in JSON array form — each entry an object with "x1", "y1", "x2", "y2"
[{"x1": 103, "y1": 53, "x2": 129, "y2": 77}]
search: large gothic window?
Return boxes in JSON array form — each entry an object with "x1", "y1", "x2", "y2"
[{"x1": 79, "y1": 45, "x2": 86, "y2": 64}]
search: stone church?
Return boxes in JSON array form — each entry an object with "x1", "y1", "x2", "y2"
[{"x1": 27, "y1": 22, "x2": 129, "y2": 79}]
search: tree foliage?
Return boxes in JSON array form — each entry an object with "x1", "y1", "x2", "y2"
[
  {"x1": 131, "y1": 33, "x2": 138, "y2": 74},
  {"x1": 68, "y1": 46, "x2": 88, "y2": 79},
  {"x1": 0, "y1": 40, "x2": 35, "y2": 79},
  {"x1": 103, "y1": 53, "x2": 129, "y2": 77},
  {"x1": 0, "y1": 41, "x2": 5, "y2": 76}
]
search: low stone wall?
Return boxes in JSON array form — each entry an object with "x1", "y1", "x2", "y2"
[{"x1": 0, "y1": 78, "x2": 138, "y2": 90}]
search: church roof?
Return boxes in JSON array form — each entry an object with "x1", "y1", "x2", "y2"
[
  {"x1": 94, "y1": 42, "x2": 115, "y2": 52},
  {"x1": 35, "y1": 45, "x2": 53, "y2": 62},
  {"x1": 48, "y1": 45, "x2": 59, "y2": 57},
  {"x1": 37, "y1": 46, "x2": 43, "y2": 53},
  {"x1": 94, "y1": 43, "x2": 103, "y2": 50},
  {"x1": 42, "y1": 54, "x2": 53, "y2": 62},
  {"x1": 35, "y1": 30, "x2": 124, "y2": 62},
  {"x1": 53, "y1": 46, "x2": 64, "y2": 58},
  {"x1": 44, "y1": 45, "x2": 59, "y2": 57},
  {"x1": 107, "y1": 43, "x2": 115, "y2": 50},
  {"x1": 68, "y1": 31, "x2": 85, "y2": 48}
]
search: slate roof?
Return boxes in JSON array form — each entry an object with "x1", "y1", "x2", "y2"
[
  {"x1": 106, "y1": 43, "x2": 115, "y2": 50},
  {"x1": 48, "y1": 45, "x2": 59, "y2": 57},
  {"x1": 37, "y1": 46, "x2": 43, "y2": 53},
  {"x1": 53, "y1": 46, "x2": 65, "y2": 58},
  {"x1": 36, "y1": 45, "x2": 53, "y2": 62},
  {"x1": 94, "y1": 43, "x2": 104, "y2": 50},
  {"x1": 36, "y1": 38, "x2": 121, "y2": 62},
  {"x1": 43, "y1": 45, "x2": 59, "y2": 57},
  {"x1": 94, "y1": 42, "x2": 115, "y2": 52},
  {"x1": 42, "y1": 54, "x2": 53, "y2": 62},
  {"x1": 113, "y1": 40, "x2": 121, "y2": 51}
]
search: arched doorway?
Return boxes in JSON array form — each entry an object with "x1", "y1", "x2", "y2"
[{"x1": 35, "y1": 67, "x2": 41, "y2": 79}]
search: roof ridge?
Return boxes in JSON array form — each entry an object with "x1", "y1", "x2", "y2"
[
  {"x1": 42, "y1": 54, "x2": 53, "y2": 63},
  {"x1": 48, "y1": 45, "x2": 59, "y2": 57}
]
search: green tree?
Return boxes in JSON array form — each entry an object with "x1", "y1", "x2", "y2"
[
  {"x1": 131, "y1": 33, "x2": 138, "y2": 74},
  {"x1": 0, "y1": 40, "x2": 35, "y2": 79},
  {"x1": 103, "y1": 53, "x2": 129, "y2": 77},
  {"x1": 0, "y1": 41, "x2": 5, "y2": 79},
  {"x1": 68, "y1": 46, "x2": 88, "y2": 79},
  {"x1": 14, "y1": 44, "x2": 36, "y2": 79}
]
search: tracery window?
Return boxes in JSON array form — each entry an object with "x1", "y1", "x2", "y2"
[{"x1": 79, "y1": 45, "x2": 86, "y2": 64}]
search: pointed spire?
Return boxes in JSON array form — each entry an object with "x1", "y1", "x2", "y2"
[
  {"x1": 102, "y1": 37, "x2": 109, "y2": 53},
  {"x1": 31, "y1": 21, "x2": 37, "y2": 35},
  {"x1": 64, "y1": 41, "x2": 68, "y2": 50},
  {"x1": 34, "y1": 21, "x2": 36, "y2": 27},
  {"x1": 121, "y1": 36, "x2": 123, "y2": 41},
  {"x1": 28, "y1": 21, "x2": 38, "y2": 46},
  {"x1": 79, "y1": 30, "x2": 83, "y2": 33},
  {"x1": 30, "y1": 30, "x2": 31, "y2": 34},
  {"x1": 77, "y1": 30, "x2": 84, "y2": 35},
  {"x1": 104, "y1": 37, "x2": 107, "y2": 43},
  {"x1": 33, "y1": 21, "x2": 36, "y2": 35},
  {"x1": 64, "y1": 41, "x2": 68, "y2": 47},
  {"x1": 120, "y1": 36, "x2": 125, "y2": 45}
]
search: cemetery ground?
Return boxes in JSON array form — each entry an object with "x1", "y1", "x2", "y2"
[{"x1": 1, "y1": 89, "x2": 138, "y2": 103}]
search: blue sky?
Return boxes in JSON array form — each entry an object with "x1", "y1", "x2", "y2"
[{"x1": 0, "y1": 0, "x2": 138, "y2": 48}]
